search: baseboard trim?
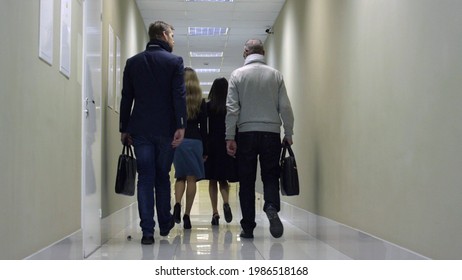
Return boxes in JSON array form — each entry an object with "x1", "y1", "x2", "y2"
[
  {"x1": 26, "y1": 203, "x2": 138, "y2": 260},
  {"x1": 280, "y1": 201, "x2": 429, "y2": 259},
  {"x1": 101, "y1": 202, "x2": 138, "y2": 245},
  {"x1": 25, "y1": 230, "x2": 83, "y2": 260}
]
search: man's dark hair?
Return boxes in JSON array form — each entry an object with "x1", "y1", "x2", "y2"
[{"x1": 148, "y1": 21, "x2": 174, "y2": 41}]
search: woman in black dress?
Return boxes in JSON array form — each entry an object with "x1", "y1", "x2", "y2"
[{"x1": 205, "y1": 77, "x2": 238, "y2": 225}]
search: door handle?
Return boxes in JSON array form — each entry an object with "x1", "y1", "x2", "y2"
[{"x1": 84, "y1": 98, "x2": 90, "y2": 118}]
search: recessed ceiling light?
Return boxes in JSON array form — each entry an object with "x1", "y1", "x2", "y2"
[
  {"x1": 200, "y1": 82, "x2": 213, "y2": 86},
  {"x1": 190, "y1": 52, "x2": 224, "y2": 58},
  {"x1": 188, "y1": 27, "x2": 229, "y2": 36},
  {"x1": 195, "y1": 68, "x2": 221, "y2": 73},
  {"x1": 186, "y1": 0, "x2": 233, "y2": 2}
]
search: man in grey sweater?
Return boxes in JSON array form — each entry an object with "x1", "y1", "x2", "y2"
[{"x1": 225, "y1": 39, "x2": 294, "y2": 239}]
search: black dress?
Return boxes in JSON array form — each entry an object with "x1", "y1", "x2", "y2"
[{"x1": 204, "y1": 102, "x2": 238, "y2": 182}]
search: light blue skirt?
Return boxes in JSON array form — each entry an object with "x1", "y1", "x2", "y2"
[{"x1": 173, "y1": 138, "x2": 205, "y2": 179}]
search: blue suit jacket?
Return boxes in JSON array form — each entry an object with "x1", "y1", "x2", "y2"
[{"x1": 119, "y1": 40, "x2": 187, "y2": 138}]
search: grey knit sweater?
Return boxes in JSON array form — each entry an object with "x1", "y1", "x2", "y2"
[{"x1": 225, "y1": 54, "x2": 294, "y2": 140}]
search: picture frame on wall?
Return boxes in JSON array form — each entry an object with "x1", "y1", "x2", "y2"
[
  {"x1": 39, "y1": 0, "x2": 54, "y2": 65},
  {"x1": 59, "y1": 0, "x2": 71, "y2": 78},
  {"x1": 115, "y1": 36, "x2": 121, "y2": 113},
  {"x1": 107, "y1": 25, "x2": 115, "y2": 109}
]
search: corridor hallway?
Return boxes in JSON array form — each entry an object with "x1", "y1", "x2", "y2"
[{"x1": 83, "y1": 182, "x2": 425, "y2": 260}]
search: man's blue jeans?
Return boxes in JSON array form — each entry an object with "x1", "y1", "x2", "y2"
[
  {"x1": 132, "y1": 135, "x2": 174, "y2": 237},
  {"x1": 236, "y1": 131, "x2": 282, "y2": 233}
]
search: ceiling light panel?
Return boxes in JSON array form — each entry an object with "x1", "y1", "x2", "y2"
[
  {"x1": 190, "y1": 52, "x2": 223, "y2": 58},
  {"x1": 186, "y1": 0, "x2": 233, "y2": 2},
  {"x1": 195, "y1": 68, "x2": 221, "y2": 73},
  {"x1": 188, "y1": 27, "x2": 229, "y2": 36}
]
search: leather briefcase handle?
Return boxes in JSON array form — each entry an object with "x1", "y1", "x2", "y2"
[
  {"x1": 122, "y1": 145, "x2": 135, "y2": 157},
  {"x1": 281, "y1": 142, "x2": 295, "y2": 159}
]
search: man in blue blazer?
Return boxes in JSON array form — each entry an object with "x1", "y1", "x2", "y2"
[{"x1": 119, "y1": 21, "x2": 187, "y2": 245}]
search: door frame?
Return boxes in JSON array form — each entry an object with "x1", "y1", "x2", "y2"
[{"x1": 81, "y1": 0, "x2": 102, "y2": 258}]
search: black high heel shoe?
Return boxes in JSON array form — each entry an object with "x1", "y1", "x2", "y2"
[
  {"x1": 211, "y1": 213, "x2": 220, "y2": 226},
  {"x1": 183, "y1": 214, "x2": 191, "y2": 229},
  {"x1": 173, "y1": 203, "x2": 181, "y2": 224},
  {"x1": 223, "y1": 203, "x2": 233, "y2": 223}
]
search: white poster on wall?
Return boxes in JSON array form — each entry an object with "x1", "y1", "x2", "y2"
[
  {"x1": 59, "y1": 0, "x2": 71, "y2": 78},
  {"x1": 115, "y1": 36, "x2": 121, "y2": 113},
  {"x1": 39, "y1": 0, "x2": 54, "y2": 65},
  {"x1": 107, "y1": 25, "x2": 114, "y2": 109}
]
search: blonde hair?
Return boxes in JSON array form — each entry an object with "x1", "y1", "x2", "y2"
[{"x1": 184, "y1": 67, "x2": 203, "y2": 120}]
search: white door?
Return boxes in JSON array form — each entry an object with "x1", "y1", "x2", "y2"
[{"x1": 81, "y1": 0, "x2": 102, "y2": 258}]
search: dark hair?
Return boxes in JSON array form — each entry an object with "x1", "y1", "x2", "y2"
[
  {"x1": 148, "y1": 21, "x2": 174, "y2": 41},
  {"x1": 208, "y1": 77, "x2": 229, "y2": 114}
]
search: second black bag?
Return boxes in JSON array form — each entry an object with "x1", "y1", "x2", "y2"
[
  {"x1": 115, "y1": 145, "x2": 137, "y2": 196},
  {"x1": 280, "y1": 143, "x2": 300, "y2": 196}
]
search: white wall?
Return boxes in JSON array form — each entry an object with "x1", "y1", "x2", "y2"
[
  {"x1": 0, "y1": 0, "x2": 147, "y2": 259},
  {"x1": 0, "y1": 0, "x2": 83, "y2": 259},
  {"x1": 101, "y1": 0, "x2": 148, "y2": 219},
  {"x1": 266, "y1": 0, "x2": 462, "y2": 259}
]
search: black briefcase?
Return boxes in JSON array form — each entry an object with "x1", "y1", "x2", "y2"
[
  {"x1": 280, "y1": 144, "x2": 300, "y2": 196},
  {"x1": 115, "y1": 145, "x2": 137, "y2": 196}
]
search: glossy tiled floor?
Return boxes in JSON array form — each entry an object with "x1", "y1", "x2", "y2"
[{"x1": 87, "y1": 182, "x2": 350, "y2": 260}]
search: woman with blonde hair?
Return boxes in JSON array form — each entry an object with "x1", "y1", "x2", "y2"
[{"x1": 172, "y1": 67, "x2": 208, "y2": 229}]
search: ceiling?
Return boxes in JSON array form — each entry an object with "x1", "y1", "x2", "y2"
[{"x1": 135, "y1": 0, "x2": 286, "y2": 94}]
